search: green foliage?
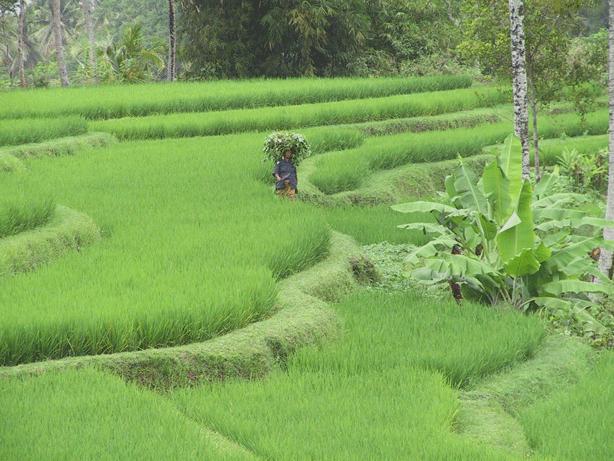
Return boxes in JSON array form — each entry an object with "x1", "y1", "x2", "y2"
[
  {"x1": 557, "y1": 147, "x2": 608, "y2": 194},
  {"x1": 565, "y1": 29, "x2": 608, "y2": 121},
  {"x1": 0, "y1": 368, "x2": 254, "y2": 460},
  {"x1": 262, "y1": 131, "x2": 311, "y2": 165},
  {"x1": 179, "y1": 0, "x2": 463, "y2": 79},
  {"x1": 98, "y1": 24, "x2": 165, "y2": 83},
  {"x1": 394, "y1": 135, "x2": 613, "y2": 343},
  {"x1": 520, "y1": 352, "x2": 614, "y2": 460},
  {"x1": 459, "y1": 0, "x2": 600, "y2": 116}
]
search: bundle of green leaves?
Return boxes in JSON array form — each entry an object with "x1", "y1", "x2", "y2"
[
  {"x1": 262, "y1": 131, "x2": 311, "y2": 165},
  {"x1": 392, "y1": 135, "x2": 614, "y2": 343}
]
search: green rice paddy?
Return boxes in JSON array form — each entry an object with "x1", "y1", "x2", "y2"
[{"x1": 0, "y1": 75, "x2": 611, "y2": 460}]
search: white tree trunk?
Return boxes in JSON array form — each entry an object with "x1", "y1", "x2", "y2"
[
  {"x1": 598, "y1": 0, "x2": 614, "y2": 277},
  {"x1": 508, "y1": 0, "x2": 531, "y2": 180},
  {"x1": 167, "y1": 0, "x2": 176, "y2": 81},
  {"x1": 50, "y1": 0, "x2": 69, "y2": 86},
  {"x1": 17, "y1": 0, "x2": 26, "y2": 87},
  {"x1": 81, "y1": 0, "x2": 96, "y2": 81}
]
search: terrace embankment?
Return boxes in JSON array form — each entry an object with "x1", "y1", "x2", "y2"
[
  {"x1": 456, "y1": 335, "x2": 595, "y2": 457},
  {"x1": 0, "y1": 205, "x2": 100, "y2": 277},
  {"x1": 0, "y1": 232, "x2": 364, "y2": 389}
]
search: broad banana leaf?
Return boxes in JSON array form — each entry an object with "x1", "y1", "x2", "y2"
[
  {"x1": 504, "y1": 243, "x2": 551, "y2": 276},
  {"x1": 421, "y1": 254, "x2": 497, "y2": 278},
  {"x1": 453, "y1": 158, "x2": 490, "y2": 217},
  {"x1": 482, "y1": 160, "x2": 510, "y2": 224},
  {"x1": 533, "y1": 167, "x2": 560, "y2": 198},
  {"x1": 542, "y1": 279, "x2": 614, "y2": 297},
  {"x1": 405, "y1": 236, "x2": 457, "y2": 266},
  {"x1": 498, "y1": 135, "x2": 522, "y2": 206},
  {"x1": 496, "y1": 181, "x2": 535, "y2": 263},
  {"x1": 397, "y1": 222, "x2": 453, "y2": 237},
  {"x1": 545, "y1": 237, "x2": 600, "y2": 269},
  {"x1": 533, "y1": 207, "x2": 587, "y2": 222},
  {"x1": 533, "y1": 193, "x2": 589, "y2": 208},
  {"x1": 391, "y1": 201, "x2": 456, "y2": 215}
]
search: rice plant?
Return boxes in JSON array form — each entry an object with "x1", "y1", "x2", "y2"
[
  {"x1": 0, "y1": 116, "x2": 87, "y2": 147},
  {"x1": 291, "y1": 291, "x2": 544, "y2": 386},
  {"x1": 90, "y1": 87, "x2": 507, "y2": 140},
  {"x1": 0, "y1": 132, "x2": 329, "y2": 366},
  {"x1": 0, "y1": 368, "x2": 253, "y2": 460},
  {"x1": 311, "y1": 109, "x2": 609, "y2": 194},
  {"x1": 0, "y1": 196, "x2": 56, "y2": 238},
  {"x1": 170, "y1": 290, "x2": 542, "y2": 460},
  {"x1": 0, "y1": 75, "x2": 472, "y2": 120},
  {"x1": 520, "y1": 352, "x2": 614, "y2": 461}
]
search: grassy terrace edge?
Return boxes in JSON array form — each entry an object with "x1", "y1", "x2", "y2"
[
  {"x1": 0, "y1": 206, "x2": 100, "y2": 277},
  {"x1": 0, "y1": 232, "x2": 363, "y2": 389}
]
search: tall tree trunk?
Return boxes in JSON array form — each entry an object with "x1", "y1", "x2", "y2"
[
  {"x1": 50, "y1": 0, "x2": 69, "y2": 86},
  {"x1": 530, "y1": 92, "x2": 540, "y2": 181},
  {"x1": 17, "y1": 0, "x2": 26, "y2": 87},
  {"x1": 81, "y1": 0, "x2": 96, "y2": 81},
  {"x1": 167, "y1": 0, "x2": 176, "y2": 81},
  {"x1": 508, "y1": 0, "x2": 531, "y2": 180},
  {"x1": 598, "y1": 0, "x2": 614, "y2": 277}
]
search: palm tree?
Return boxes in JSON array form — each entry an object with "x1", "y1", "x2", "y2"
[
  {"x1": 508, "y1": 0, "x2": 530, "y2": 179},
  {"x1": 80, "y1": 0, "x2": 96, "y2": 81},
  {"x1": 17, "y1": 0, "x2": 26, "y2": 86},
  {"x1": 599, "y1": 0, "x2": 614, "y2": 277},
  {"x1": 167, "y1": 0, "x2": 175, "y2": 81},
  {"x1": 50, "y1": 0, "x2": 69, "y2": 85}
]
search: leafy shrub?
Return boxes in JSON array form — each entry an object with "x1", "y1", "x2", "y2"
[
  {"x1": 393, "y1": 135, "x2": 614, "y2": 343},
  {"x1": 557, "y1": 147, "x2": 608, "y2": 194}
]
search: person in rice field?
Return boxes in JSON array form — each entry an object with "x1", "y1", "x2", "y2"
[{"x1": 273, "y1": 148, "x2": 297, "y2": 199}]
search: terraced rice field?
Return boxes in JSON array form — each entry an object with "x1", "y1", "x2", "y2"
[{"x1": 0, "y1": 76, "x2": 612, "y2": 460}]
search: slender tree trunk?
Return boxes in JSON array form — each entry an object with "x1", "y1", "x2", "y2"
[
  {"x1": 17, "y1": 0, "x2": 26, "y2": 87},
  {"x1": 167, "y1": 0, "x2": 176, "y2": 81},
  {"x1": 530, "y1": 94, "x2": 540, "y2": 181},
  {"x1": 50, "y1": 0, "x2": 69, "y2": 86},
  {"x1": 598, "y1": 0, "x2": 614, "y2": 277},
  {"x1": 81, "y1": 0, "x2": 96, "y2": 81},
  {"x1": 508, "y1": 0, "x2": 531, "y2": 180}
]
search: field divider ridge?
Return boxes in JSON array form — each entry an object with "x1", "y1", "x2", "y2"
[
  {"x1": 0, "y1": 132, "x2": 117, "y2": 159},
  {"x1": 454, "y1": 334, "x2": 595, "y2": 457},
  {"x1": 0, "y1": 232, "x2": 366, "y2": 389},
  {"x1": 0, "y1": 205, "x2": 101, "y2": 277}
]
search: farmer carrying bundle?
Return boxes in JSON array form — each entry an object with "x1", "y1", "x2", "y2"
[{"x1": 263, "y1": 131, "x2": 311, "y2": 199}]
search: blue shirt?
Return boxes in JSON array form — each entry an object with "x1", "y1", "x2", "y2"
[{"x1": 273, "y1": 159, "x2": 297, "y2": 190}]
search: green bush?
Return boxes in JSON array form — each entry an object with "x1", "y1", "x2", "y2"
[{"x1": 393, "y1": 136, "x2": 614, "y2": 343}]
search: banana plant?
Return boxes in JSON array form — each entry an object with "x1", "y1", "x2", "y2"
[{"x1": 392, "y1": 135, "x2": 614, "y2": 337}]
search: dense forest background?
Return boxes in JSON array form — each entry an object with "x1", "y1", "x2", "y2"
[{"x1": 0, "y1": 0, "x2": 609, "y2": 87}]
